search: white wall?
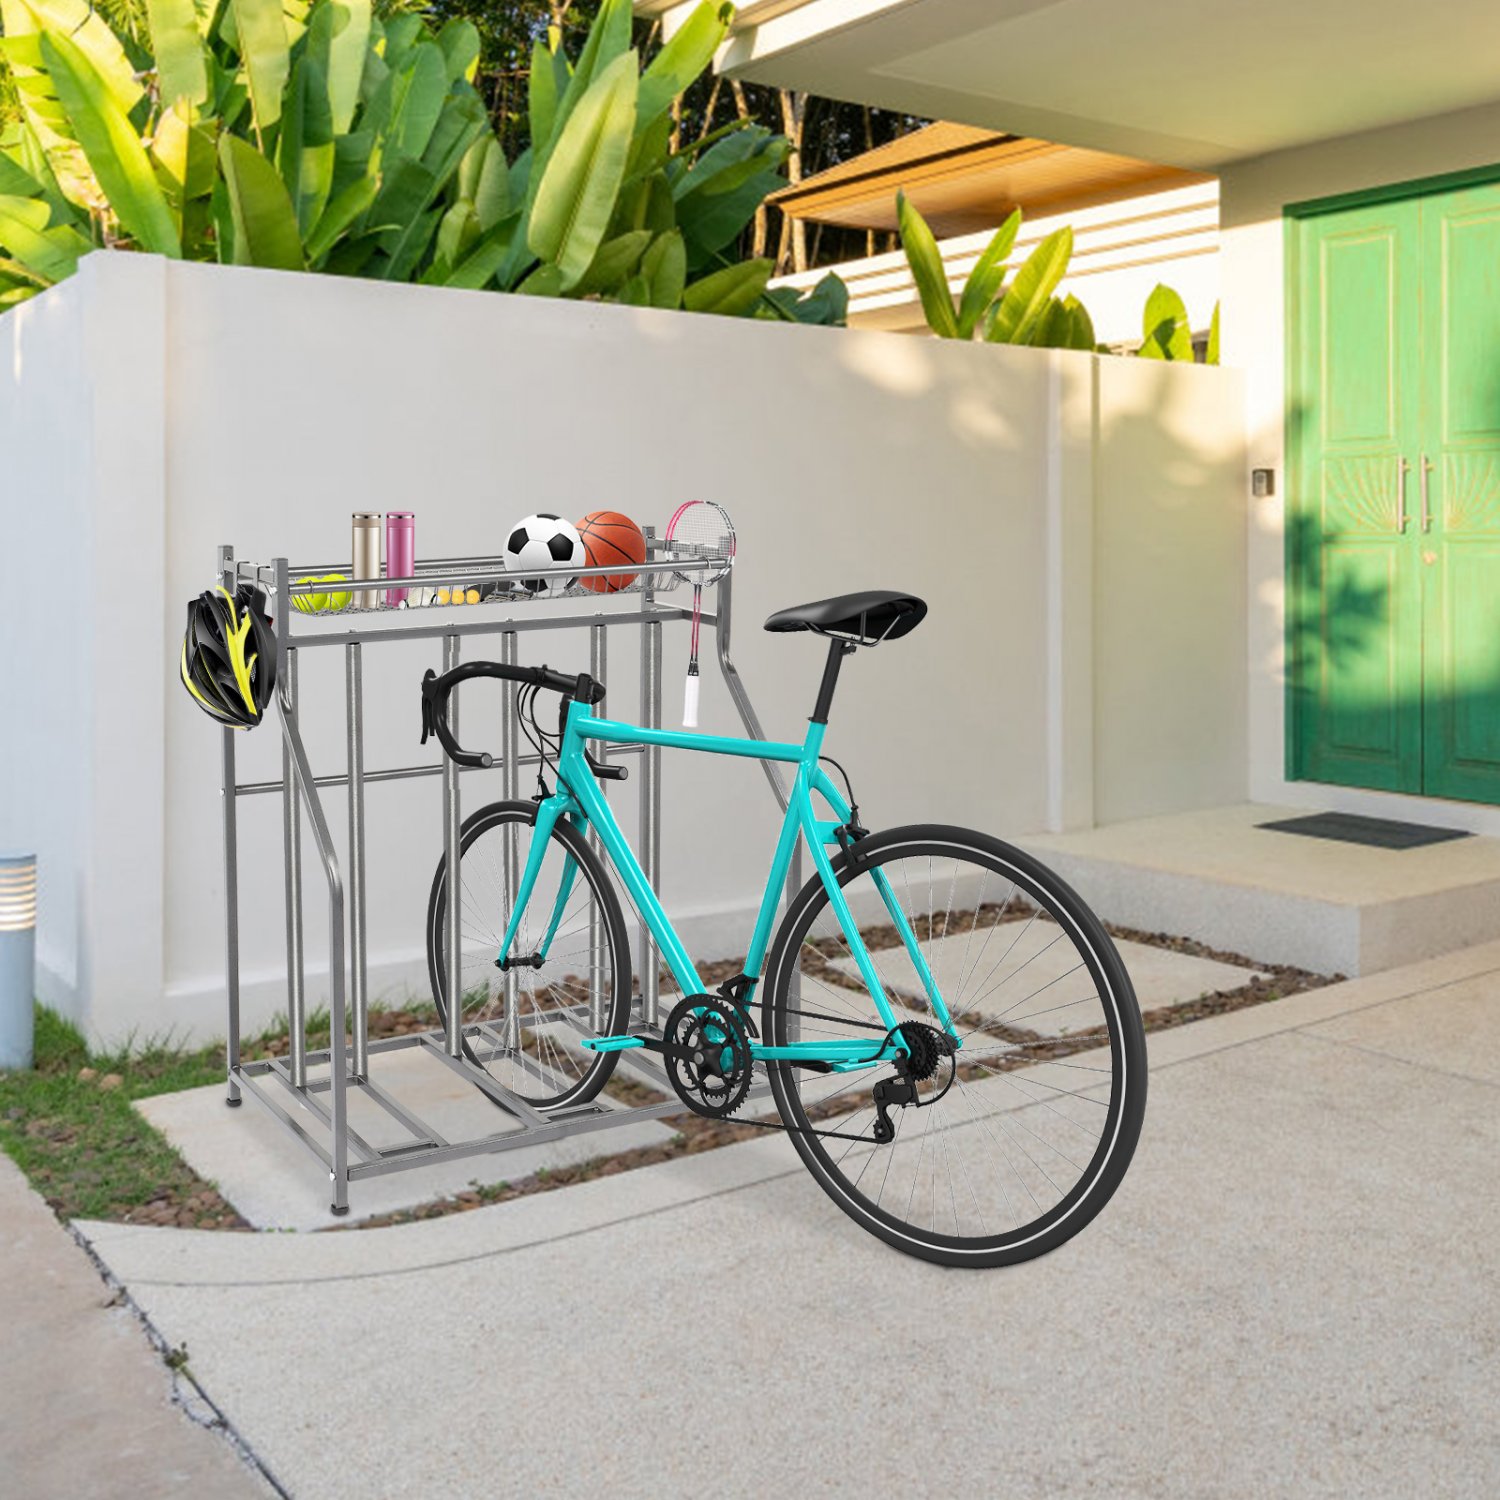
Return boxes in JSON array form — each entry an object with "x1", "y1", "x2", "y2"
[
  {"x1": 0, "y1": 268, "x2": 90, "y2": 1014},
  {"x1": 1092, "y1": 356, "x2": 1248, "y2": 823},
  {"x1": 0, "y1": 257, "x2": 169, "y2": 1030},
  {"x1": 1220, "y1": 96, "x2": 1500, "y2": 835},
  {"x1": 0, "y1": 253, "x2": 1243, "y2": 1046}
]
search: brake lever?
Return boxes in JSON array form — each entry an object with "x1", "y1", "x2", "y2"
[{"x1": 419, "y1": 670, "x2": 435, "y2": 745}]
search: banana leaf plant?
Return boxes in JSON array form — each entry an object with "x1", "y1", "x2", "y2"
[
  {"x1": 0, "y1": 0, "x2": 841, "y2": 321},
  {"x1": 1138, "y1": 282, "x2": 1193, "y2": 359},
  {"x1": 895, "y1": 191, "x2": 1093, "y2": 349},
  {"x1": 1138, "y1": 282, "x2": 1221, "y2": 364}
]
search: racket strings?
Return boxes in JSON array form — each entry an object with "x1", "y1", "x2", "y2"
[{"x1": 665, "y1": 501, "x2": 736, "y2": 586}]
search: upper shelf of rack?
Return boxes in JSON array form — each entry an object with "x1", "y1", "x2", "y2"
[{"x1": 233, "y1": 540, "x2": 733, "y2": 620}]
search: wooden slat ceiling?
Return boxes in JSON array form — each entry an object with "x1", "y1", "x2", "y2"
[{"x1": 769, "y1": 122, "x2": 1209, "y2": 236}]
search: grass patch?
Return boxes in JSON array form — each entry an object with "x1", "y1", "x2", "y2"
[
  {"x1": 0, "y1": 997, "x2": 447, "y2": 1230},
  {"x1": 0, "y1": 1006, "x2": 246, "y2": 1228}
]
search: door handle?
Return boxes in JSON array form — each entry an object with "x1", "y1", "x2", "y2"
[
  {"x1": 1397, "y1": 456, "x2": 1410, "y2": 532},
  {"x1": 1420, "y1": 454, "x2": 1433, "y2": 532}
]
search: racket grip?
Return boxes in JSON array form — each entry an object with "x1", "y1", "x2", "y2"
[{"x1": 682, "y1": 671, "x2": 700, "y2": 728}]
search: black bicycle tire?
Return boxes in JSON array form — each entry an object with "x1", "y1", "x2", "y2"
[
  {"x1": 427, "y1": 800, "x2": 631, "y2": 1110},
  {"x1": 762, "y1": 824, "x2": 1147, "y2": 1268}
]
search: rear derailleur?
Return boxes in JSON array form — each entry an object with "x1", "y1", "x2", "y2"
[{"x1": 871, "y1": 1021, "x2": 957, "y2": 1143}]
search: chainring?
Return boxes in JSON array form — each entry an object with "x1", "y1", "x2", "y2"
[{"x1": 663, "y1": 997, "x2": 754, "y2": 1120}]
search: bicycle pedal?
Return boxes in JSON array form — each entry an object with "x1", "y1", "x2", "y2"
[
  {"x1": 580, "y1": 1033, "x2": 647, "y2": 1053},
  {"x1": 581, "y1": 1031, "x2": 666, "y2": 1054}
]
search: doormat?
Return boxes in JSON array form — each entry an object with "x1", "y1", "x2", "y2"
[{"x1": 1257, "y1": 812, "x2": 1471, "y2": 850}]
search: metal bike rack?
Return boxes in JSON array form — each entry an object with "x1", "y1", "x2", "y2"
[{"x1": 215, "y1": 536, "x2": 798, "y2": 1215}]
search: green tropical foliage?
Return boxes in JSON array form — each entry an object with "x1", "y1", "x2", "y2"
[
  {"x1": 980, "y1": 227, "x2": 1085, "y2": 347},
  {"x1": 0, "y1": 0, "x2": 843, "y2": 320},
  {"x1": 896, "y1": 195, "x2": 1226, "y2": 361},
  {"x1": 1138, "y1": 282, "x2": 1193, "y2": 359},
  {"x1": 896, "y1": 192, "x2": 1091, "y2": 350},
  {"x1": 1137, "y1": 282, "x2": 1221, "y2": 364}
]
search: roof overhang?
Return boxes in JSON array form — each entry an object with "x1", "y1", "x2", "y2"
[
  {"x1": 641, "y1": 0, "x2": 1500, "y2": 170},
  {"x1": 767, "y1": 122, "x2": 1205, "y2": 235}
]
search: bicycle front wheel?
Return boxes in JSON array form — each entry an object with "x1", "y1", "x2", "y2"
[
  {"x1": 762, "y1": 825, "x2": 1146, "y2": 1268},
  {"x1": 427, "y1": 801, "x2": 631, "y2": 1111}
]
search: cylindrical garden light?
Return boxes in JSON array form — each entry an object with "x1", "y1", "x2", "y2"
[{"x1": 0, "y1": 852, "x2": 37, "y2": 1070}]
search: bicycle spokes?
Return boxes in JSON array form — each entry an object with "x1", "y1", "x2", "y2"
[
  {"x1": 766, "y1": 834, "x2": 1143, "y2": 1263},
  {"x1": 430, "y1": 805, "x2": 630, "y2": 1110}
]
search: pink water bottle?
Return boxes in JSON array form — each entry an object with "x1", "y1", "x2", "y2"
[{"x1": 385, "y1": 512, "x2": 415, "y2": 606}]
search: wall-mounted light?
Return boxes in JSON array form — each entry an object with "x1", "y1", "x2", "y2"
[{"x1": 0, "y1": 852, "x2": 36, "y2": 1070}]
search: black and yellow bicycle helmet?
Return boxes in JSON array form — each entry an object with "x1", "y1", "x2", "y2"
[{"x1": 179, "y1": 585, "x2": 277, "y2": 729}]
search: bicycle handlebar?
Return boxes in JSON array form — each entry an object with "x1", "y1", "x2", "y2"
[{"x1": 419, "y1": 660, "x2": 623, "y2": 779}]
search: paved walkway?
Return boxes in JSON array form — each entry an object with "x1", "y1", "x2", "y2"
[
  {"x1": 0, "y1": 1152, "x2": 272, "y2": 1499},
  {"x1": 57, "y1": 941, "x2": 1500, "y2": 1496}
]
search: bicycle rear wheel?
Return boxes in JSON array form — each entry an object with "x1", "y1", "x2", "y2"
[
  {"x1": 427, "y1": 801, "x2": 631, "y2": 1110},
  {"x1": 762, "y1": 825, "x2": 1146, "y2": 1267}
]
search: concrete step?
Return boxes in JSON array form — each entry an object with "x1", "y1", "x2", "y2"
[{"x1": 1016, "y1": 803, "x2": 1500, "y2": 977}]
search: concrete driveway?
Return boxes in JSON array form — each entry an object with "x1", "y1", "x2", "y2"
[
  {"x1": 72, "y1": 941, "x2": 1500, "y2": 1498},
  {"x1": 0, "y1": 1152, "x2": 273, "y2": 1499}
]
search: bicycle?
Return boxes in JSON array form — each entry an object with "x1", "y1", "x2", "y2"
[{"x1": 420, "y1": 589, "x2": 1147, "y2": 1266}]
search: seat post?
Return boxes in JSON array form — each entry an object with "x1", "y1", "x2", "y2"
[{"x1": 811, "y1": 639, "x2": 856, "y2": 724}]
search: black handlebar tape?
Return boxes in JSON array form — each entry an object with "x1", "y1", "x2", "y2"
[
  {"x1": 421, "y1": 660, "x2": 605, "y2": 770},
  {"x1": 426, "y1": 659, "x2": 605, "y2": 702},
  {"x1": 420, "y1": 667, "x2": 494, "y2": 767}
]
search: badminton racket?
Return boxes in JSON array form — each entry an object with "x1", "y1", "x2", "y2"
[{"x1": 663, "y1": 501, "x2": 736, "y2": 727}]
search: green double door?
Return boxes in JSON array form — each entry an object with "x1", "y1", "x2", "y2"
[{"x1": 1290, "y1": 177, "x2": 1500, "y2": 804}]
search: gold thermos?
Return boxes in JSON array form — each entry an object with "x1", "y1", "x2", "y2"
[{"x1": 352, "y1": 512, "x2": 382, "y2": 609}]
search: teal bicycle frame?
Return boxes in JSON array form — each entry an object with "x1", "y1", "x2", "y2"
[{"x1": 495, "y1": 697, "x2": 960, "y2": 1072}]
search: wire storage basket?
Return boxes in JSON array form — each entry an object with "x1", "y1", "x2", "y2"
[{"x1": 233, "y1": 534, "x2": 742, "y2": 621}]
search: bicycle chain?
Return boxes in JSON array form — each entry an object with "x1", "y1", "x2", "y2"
[{"x1": 690, "y1": 1005, "x2": 950, "y2": 1146}]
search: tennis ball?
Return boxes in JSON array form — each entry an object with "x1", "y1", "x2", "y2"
[
  {"x1": 291, "y1": 574, "x2": 351, "y2": 612},
  {"x1": 321, "y1": 574, "x2": 351, "y2": 610}
]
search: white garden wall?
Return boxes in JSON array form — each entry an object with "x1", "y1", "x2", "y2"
[{"x1": 0, "y1": 253, "x2": 1244, "y2": 1047}]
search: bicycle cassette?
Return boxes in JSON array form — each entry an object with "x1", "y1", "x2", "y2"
[{"x1": 663, "y1": 997, "x2": 753, "y2": 1120}]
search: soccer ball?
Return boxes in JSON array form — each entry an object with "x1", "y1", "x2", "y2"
[{"x1": 503, "y1": 513, "x2": 585, "y2": 596}]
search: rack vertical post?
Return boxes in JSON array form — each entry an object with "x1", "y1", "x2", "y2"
[
  {"x1": 639, "y1": 527, "x2": 664, "y2": 1028},
  {"x1": 499, "y1": 630, "x2": 521, "y2": 1051},
  {"x1": 441, "y1": 632, "x2": 462, "y2": 1058},
  {"x1": 588, "y1": 622, "x2": 608, "y2": 1033},
  {"x1": 219, "y1": 546, "x2": 242, "y2": 1107},
  {"x1": 345, "y1": 642, "x2": 368, "y2": 1079}
]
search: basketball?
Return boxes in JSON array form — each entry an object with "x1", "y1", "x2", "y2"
[{"x1": 576, "y1": 511, "x2": 647, "y2": 594}]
